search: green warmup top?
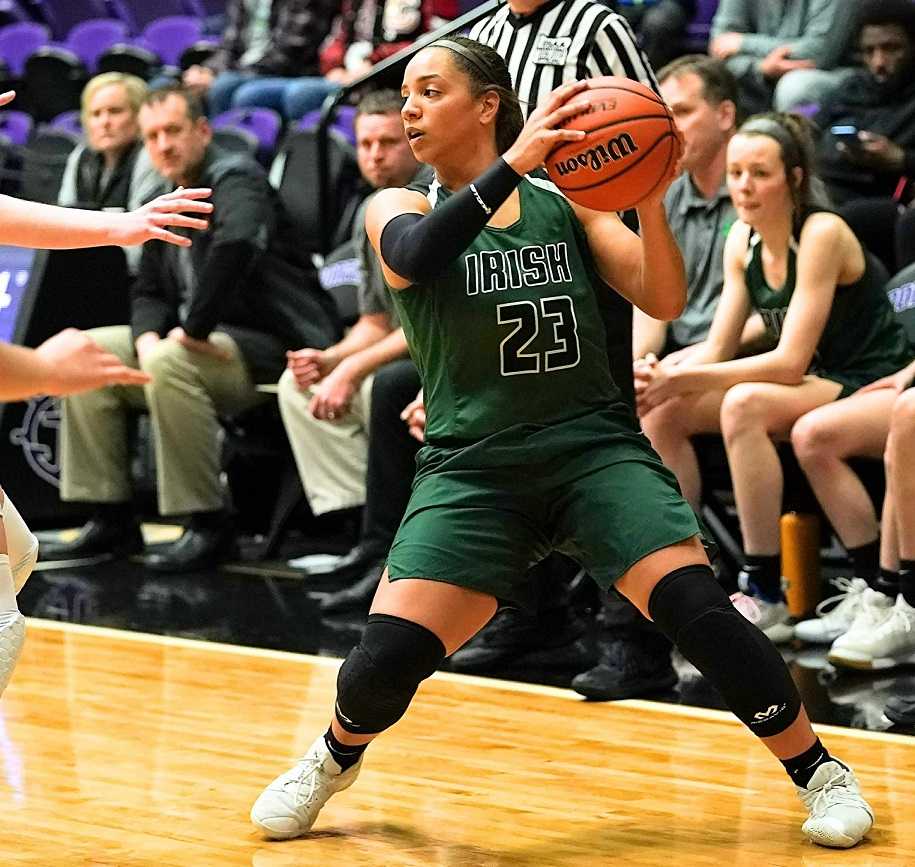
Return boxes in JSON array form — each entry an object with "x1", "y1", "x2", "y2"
[{"x1": 389, "y1": 174, "x2": 632, "y2": 445}]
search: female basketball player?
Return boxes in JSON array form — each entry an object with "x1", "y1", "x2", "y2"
[
  {"x1": 636, "y1": 112, "x2": 910, "y2": 642},
  {"x1": 0, "y1": 88, "x2": 214, "y2": 698},
  {"x1": 251, "y1": 39, "x2": 873, "y2": 849}
]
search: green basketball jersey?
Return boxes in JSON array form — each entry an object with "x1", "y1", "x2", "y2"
[
  {"x1": 389, "y1": 175, "x2": 625, "y2": 443},
  {"x1": 744, "y1": 214, "x2": 911, "y2": 379}
]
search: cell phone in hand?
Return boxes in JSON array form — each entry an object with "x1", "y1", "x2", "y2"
[{"x1": 830, "y1": 125, "x2": 862, "y2": 149}]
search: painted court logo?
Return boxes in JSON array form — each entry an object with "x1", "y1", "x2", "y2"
[{"x1": 552, "y1": 132, "x2": 639, "y2": 176}]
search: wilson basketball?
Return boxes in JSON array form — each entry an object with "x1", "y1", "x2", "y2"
[{"x1": 546, "y1": 77, "x2": 678, "y2": 212}]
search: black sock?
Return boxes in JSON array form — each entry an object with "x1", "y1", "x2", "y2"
[
  {"x1": 781, "y1": 737, "x2": 840, "y2": 789},
  {"x1": 188, "y1": 509, "x2": 228, "y2": 530},
  {"x1": 324, "y1": 727, "x2": 368, "y2": 771},
  {"x1": 847, "y1": 539, "x2": 880, "y2": 584},
  {"x1": 900, "y1": 560, "x2": 915, "y2": 608},
  {"x1": 742, "y1": 554, "x2": 782, "y2": 602},
  {"x1": 874, "y1": 567, "x2": 900, "y2": 599}
]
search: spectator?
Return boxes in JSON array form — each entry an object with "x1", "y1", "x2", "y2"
[
  {"x1": 42, "y1": 86, "x2": 340, "y2": 572},
  {"x1": 710, "y1": 0, "x2": 858, "y2": 115},
  {"x1": 181, "y1": 0, "x2": 339, "y2": 119},
  {"x1": 58, "y1": 73, "x2": 166, "y2": 273},
  {"x1": 636, "y1": 113, "x2": 911, "y2": 642},
  {"x1": 814, "y1": 1, "x2": 915, "y2": 274},
  {"x1": 613, "y1": 0, "x2": 697, "y2": 71},
  {"x1": 791, "y1": 358, "x2": 914, "y2": 647},
  {"x1": 281, "y1": 0, "x2": 456, "y2": 121},
  {"x1": 277, "y1": 90, "x2": 421, "y2": 591}
]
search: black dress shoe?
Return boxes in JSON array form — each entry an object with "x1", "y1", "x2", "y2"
[
  {"x1": 571, "y1": 630, "x2": 677, "y2": 701},
  {"x1": 143, "y1": 526, "x2": 239, "y2": 573},
  {"x1": 40, "y1": 519, "x2": 143, "y2": 562},
  {"x1": 321, "y1": 544, "x2": 386, "y2": 583},
  {"x1": 316, "y1": 566, "x2": 383, "y2": 615}
]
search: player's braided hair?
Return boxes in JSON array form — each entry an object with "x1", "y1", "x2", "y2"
[{"x1": 429, "y1": 36, "x2": 523, "y2": 155}]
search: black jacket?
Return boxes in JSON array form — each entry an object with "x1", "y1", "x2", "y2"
[
  {"x1": 131, "y1": 145, "x2": 341, "y2": 383},
  {"x1": 817, "y1": 69, "x2": 915, "y2": 204}
]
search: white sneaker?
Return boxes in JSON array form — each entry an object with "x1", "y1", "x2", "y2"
[
  {"x1": 795, "y1": 577, "x2": 868, "y2": 644},
  {"x1": 730, "y1": 592, "x2": 794, "y2": 643},
  {"x1": 0, "y1": 612, "x2": 26, "y2": 696},
  {"x1": 828, "y1": 595, "x2": 915, "y2": 670},
  {"x1": 797, "y1": 760, "x2": 874, "y2": 848},
  {"x1": 251, "y1": 735, "x2": 362, "y2": 839}
]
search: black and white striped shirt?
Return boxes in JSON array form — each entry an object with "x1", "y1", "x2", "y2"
[{"x1": 468, "y1": 0, "x2": 659, "y2": 117}]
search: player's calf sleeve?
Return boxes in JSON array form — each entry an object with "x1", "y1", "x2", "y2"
[
  {"x1": 335, "y1": 613, "x2": 446, "y2": 735},
  {"x1": 647, "y1": 565, "x2": 801, "y2": 738},
  {"x1": 0, "y1": 494, "x2": 38, "y2": 593}
]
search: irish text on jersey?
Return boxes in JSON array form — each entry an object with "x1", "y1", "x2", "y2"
[{"x1": 464, "y1": 242, "x2": 573, "y2": 296}]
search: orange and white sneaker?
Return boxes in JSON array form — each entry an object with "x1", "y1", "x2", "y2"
[{"x1": 251, "y1": 735, "x2": 362, "y2": 839}]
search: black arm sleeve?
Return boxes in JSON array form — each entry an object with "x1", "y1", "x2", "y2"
[{"x1": 379, "y1": 158, "x2": 522, "y2": 284}]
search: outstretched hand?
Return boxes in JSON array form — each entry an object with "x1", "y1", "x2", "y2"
[
  {"x1": 503, "y1": 81, "x2": 590, "y2": 176},
  {"x1": 34, "y1": 329, "x2": 150, "y2": 396},
  {"x1": 109, "y1": 187, "x2": 214, "y2": 247}
]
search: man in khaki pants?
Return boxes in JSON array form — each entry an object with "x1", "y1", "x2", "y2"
[
  {"x1": 44, "y1": 85, "x2": 339, "y2": 572},
  {"x1": 278, "y1": 90, "x2": 420, "y2": 576}
]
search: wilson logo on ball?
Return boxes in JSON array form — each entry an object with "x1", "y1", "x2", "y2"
[{"x1": 552, "y1": 132, "x2": 639, "y2": 176}]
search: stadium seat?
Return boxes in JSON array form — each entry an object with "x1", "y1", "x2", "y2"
[
  {"x1": 108, "y1": 0, "x2": 194, "y2": 34},
  {"x1": 211, "y1": 125, "x2": 258, "y2": 157},
  {"x1": 0, "y1": 21, "x2": 50, "y2": 76},
  {"x1": 0, "y1": 109, "x2": 33, "y2": 146},
  {"x1": 48, "y1": 109, "x2": 82, "y2": 137},
  {"x1": 0, "y1": 0, "x2": 29, "y2": 29},
  {"x1": 66, "y1": 18, "x2": 130, "y2": 72},
  {"x1": 685, "y1": 0, "x2": 718, "y2": 53},
  {"x1": 96, "y1": 42, "x2": 159, "y2": 80},
  {"x1": 268, "y1": 128, "x2": 367, "y2": 263},
  {"x1": 212, "y1": 107, "x2": 282, "y2": 166},
  {"x1": 19, "y1": 126, "x2": 80, "y2": 203},
  {"x1": 23, "y1": 46, "x2": 88, "y2": 122},
  {"x1": 142, "y1": 15, "x2": 203, "y2": 68},
  {"x1": 297, "y1": 106, "x2": 357, "y2": 147},
  {"x1": 886, "y1": 262, "x2": 915, "y2": 342},
  {"x1": 33, "y1": 0, "x2": 109, "y2": 41}
]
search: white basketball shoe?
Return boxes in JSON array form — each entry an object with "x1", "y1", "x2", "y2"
[
  {"x1": 795, "y1": 577, "x2": 869, "y2": 644},
  {"x1": 730, "y1": 592, "x2": 794, "y2": 643},
  {"x1": 251, "y1": 735, "x2": 362, "y2": 839},
  {"x1": 0, "y1": 611, "x2": 26, "y2": 696},
  {"x1": 828, "y1": 594, "x2": 915, "y2": 670},
  {"x1": 797, "y1": 760, "x2": 874, "y2": 848}
]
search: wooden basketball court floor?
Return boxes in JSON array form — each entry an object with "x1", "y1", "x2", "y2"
[{"x1": 1, "y1": 619, "x2": 912, "y2": 866}]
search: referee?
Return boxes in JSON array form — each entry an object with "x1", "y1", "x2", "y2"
[
  {"x1": 469, "y1": 0, "x2": 660, "y2": 116},
  {"x1": 453, "y1": 0, "x2": 676, "y2": 699}
]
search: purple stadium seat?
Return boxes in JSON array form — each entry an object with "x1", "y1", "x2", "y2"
[
  {"x1": 0, "y1": 21, "x2": 50, "y2": 76},
  {"x1": 0, "y1": 0, "x2": 29, "y2": 29},
  {"x1": 66, "y1": 18, "x2": 130, "y2": 72},
  {"x1": 0, "y1": 108, "x2": 33, "y2": 145},
  {"x1": 142, "y1": 15, "x2": 203, "y2": 67},
  {"x1": 297, "y1": 106, "x2": 357, "y2": 147},
  {"x1": 49, "y1": 109, "x2": 82, "y2": 137},
  {"x1": 33, "y1": 0, "x2": 109, "y2": 41},
  {"x1": 686, "y1": 0, "x2": 718, "y2": 50},
  {"x1": 212, "y1": 106, "x2": 282, "y2": 165},
  {"x1": 109, "y1": 0, "x2": 194, "y2": 35}
]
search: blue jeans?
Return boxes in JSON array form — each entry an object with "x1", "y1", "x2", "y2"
[{"x1": 282, "y1": 77, "x2": 341, "y2": 121}]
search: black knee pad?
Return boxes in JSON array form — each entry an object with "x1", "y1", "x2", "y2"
[
  {"x1": 335, "y1": 613, "x2": 446, "y2": 735},
  {"x1": 648, "y1": 565, "x2": 801, "y2": 738}
]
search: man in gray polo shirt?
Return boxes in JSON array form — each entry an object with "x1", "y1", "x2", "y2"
[
  {"x1": 573, "y1": 55, "x2": 743, "y2": 701},
  {"x1": 633, "y1": 54, "x2": 739, "y2": 367}
]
